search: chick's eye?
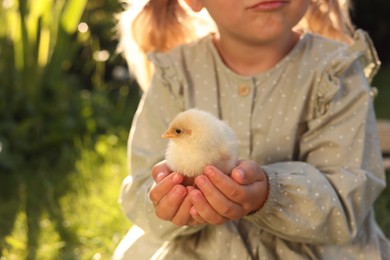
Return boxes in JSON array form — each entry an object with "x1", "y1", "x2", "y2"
[{"x1": 175, "y1": 129, "x2": 182, "y2": 135}]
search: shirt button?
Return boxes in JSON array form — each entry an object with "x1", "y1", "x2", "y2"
[{"x1": 239, "y1": 84, "x2": 250, "y2": 96}]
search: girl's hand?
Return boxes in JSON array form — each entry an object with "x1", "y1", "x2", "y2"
[
  {"x1": 149, "y1": 161, "x2": 205, "y2": 226},
  {"x1": 188, "y1": 160, "x2": 269, "y2": 225}
]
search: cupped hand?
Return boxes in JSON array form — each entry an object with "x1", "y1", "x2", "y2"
[
  {"x1": 188, "y1": 160, "x2": 269, "y2": 225},
  {"x1": 149, "y1": 161, "x2": 205, "y2": 226}
]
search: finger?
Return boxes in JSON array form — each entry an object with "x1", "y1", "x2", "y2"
[
  {"x1": 195, "y1": 174, "x2": 244, "y2": 219},
  {"x1": 170, "y1": 193, "x2": 193, "y2": 226},
  {"x1": 203, "y1": 166, "x2": 248, "y2": 204},
  {"x1": 155, "y1": 184, "x2": 187, "y2": 221},
  {"x1": 186, "y1": 186, "x2": 206, "y2": 224},
  {"x1": 189, "y1": 188, "x2": 229, "y2": 225},
  {"x1": 149, "y1": 173, "x2": 183, "y2": 205},
  {"x1": 205, "y1": 164, "x2": 269, "y2": 215},
  {"x1": 152, "y1": 160, "x2": 172, "y2": 183},
  {"x1": 230, "y1": 160, "x2": 266, "y2": 185},
  {"x1": 188, "y1": 219, "x2": 202, "y2": 226},
  {"x1": 189, "y1": 206, "x2": 206, "y2": 224}
]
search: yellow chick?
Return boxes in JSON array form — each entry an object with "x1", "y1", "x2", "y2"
[{"x1": 162, "y1": 109, "x2": 238, "y2": 177}]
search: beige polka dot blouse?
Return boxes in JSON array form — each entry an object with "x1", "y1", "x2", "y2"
[{"x1": 116, "y1": 30, "x2": 390, "y2": 260}]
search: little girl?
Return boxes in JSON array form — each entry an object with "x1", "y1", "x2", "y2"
[{"x1": 114, "y1": 0, "x2": 390, "y2": 259}]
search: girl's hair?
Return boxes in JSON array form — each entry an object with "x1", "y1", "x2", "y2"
[
  {"x1": 118, "y1": 0, "x2": 214, "y2": 91},
  {"x1": 298, "y1": 0, "x2": 354, "y2": 44},
  {"x1": 118, "y1": 0, "x2": 355, "y2": 91}
]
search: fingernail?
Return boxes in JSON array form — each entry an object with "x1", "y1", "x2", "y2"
[
  {"x1": 174, "y1": 186, "x2": 186, "y2": 196},
  {"x1": 233, "y1": 169, "x2": 246, "y2": 183},
  {"x1": 190, "y1": 190, "x2": 202, "y2": 202},
  {"x1": 190, "y1": 206, "x2": 197, "y2": 216},
  {"x1": 172, "y1": 173, "x2": 183, "y2": 183},
  {"x1": 204, "y1": 166, "x2": 215, "y2": 176},
  {"x1": 236, "y1": 169, "x2": 245, "y2": 180},
  {"x1": 195, "y1": 176, "x2": 206, "y2": 187},
  {"x1": 157, "y1": 172, "x2": 166, "y2": 182}
]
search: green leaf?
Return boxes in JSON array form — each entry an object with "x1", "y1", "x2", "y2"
[{"x1": 60, "y1": 0, "x2": 88, "y2": 34}]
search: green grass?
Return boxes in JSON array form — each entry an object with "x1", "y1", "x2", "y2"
[{"x1": 0, "y1": 133, "x2": 131, "y2": 259}]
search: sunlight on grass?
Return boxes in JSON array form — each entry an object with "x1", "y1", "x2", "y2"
[
  {"x1": 3, "y1": 213, "x2": 28, "y2": 259},
  {"x1": 2, "y1": 211, "x2": 64, "y2": 259},
  {"x1": 1, "y1": 134, "x2": 131, "y2": 259},
  {"x1": 62, "y1": 134, "x2": 132, "y2": 259}
]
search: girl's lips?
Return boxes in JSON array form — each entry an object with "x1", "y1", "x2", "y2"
[{"x1": 247, "y1": 1, "x2": 289, "y2": 11}]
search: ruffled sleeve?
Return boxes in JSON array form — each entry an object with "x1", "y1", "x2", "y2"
[
  {"x1": 147, "y1": 52, "x2": 185, "y2": 103},
  {"x1": 314, "y1": 29, "x2": 381, "y2": 118},
  {"x1": 352, "y1": 30, "x2": 381, "y2": 82}
]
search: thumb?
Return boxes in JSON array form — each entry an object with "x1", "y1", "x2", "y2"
[
  {"x1": 231, "y1": 160, "x2": 266, "y2": 185},
  {"x1": 152, "y1": 160, "x2": 172, "y2": 183}
]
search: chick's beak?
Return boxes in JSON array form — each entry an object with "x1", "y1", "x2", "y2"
[{"x1": 161, "y1": 130, "x2": 176, "y2": 139}]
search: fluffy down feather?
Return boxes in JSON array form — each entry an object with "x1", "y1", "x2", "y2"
[{"x1": 162, "y1": 109, "x2": 238, "y2": 177}]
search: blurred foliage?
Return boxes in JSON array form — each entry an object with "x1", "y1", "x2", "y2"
[
  {"x1": 372, "y1": 65, "x2": 390, "y2": 238},
  {"x1": 375, "y1": 170, "x2": 390, "y2": 239},
  {"x1": 0, "y1": 0, "x2": 139, "y2": 174},
  {"x1": 0, "y1": 0, "x2": 140, "y2": 258},
  {"x1": 1, "y1": 133, "x2": 131, "y2": 259},
  {"x1": 0, "y1": 0, "x2": 87, "y2": 172},
  {"x1": 373, "y1": 66, "x2": 390, "y2": 119}
]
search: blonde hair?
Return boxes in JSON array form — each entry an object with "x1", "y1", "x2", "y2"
[
  {"x1": 118, "y1": 0, "x2": 214, "y2": 91},
  {"x1": 297, "y1": 0, "x2": 354, "y2": 43},
  {"x1": 118, "y1": 0, "x2": 355, "y2": 91}
]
